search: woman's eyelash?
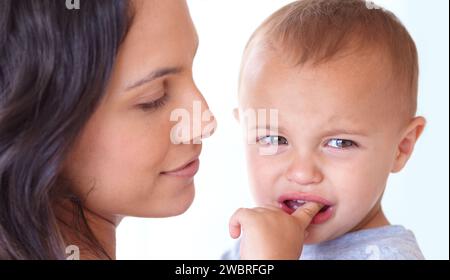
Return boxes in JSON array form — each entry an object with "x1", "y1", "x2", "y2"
[{"x1": 138, "y1": 94, "x2": 168, "y2": 111}]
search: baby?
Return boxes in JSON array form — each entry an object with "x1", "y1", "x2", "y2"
[{"x1": 224, "y1": 0, "x2": 426, "y2": 260}]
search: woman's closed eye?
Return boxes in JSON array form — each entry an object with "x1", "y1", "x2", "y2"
[{"x1": 137, "y1": 94, "x2": 169, "y2": 112}]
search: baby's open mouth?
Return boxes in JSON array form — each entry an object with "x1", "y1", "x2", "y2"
[
  {"x1": 283, "y1": 199, "x2": 331, "y2": 213},
  {"x1": 278, "y1": 193, "x2": 335, "y2": 224}
]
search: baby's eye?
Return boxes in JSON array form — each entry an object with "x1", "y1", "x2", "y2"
[
  {"x1": 326, "y1": 139, "x2": 357, "y2": 149},
  {"x1": 257, "y1": 135, "x2": 288, "y2": 146}
]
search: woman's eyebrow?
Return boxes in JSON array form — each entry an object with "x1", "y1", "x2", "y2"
[{"x1": 125, "y1": 66, "x2": 182, "y2": 91}]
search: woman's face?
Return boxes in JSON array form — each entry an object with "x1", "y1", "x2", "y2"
[{"x1": 63, "y1": 0, "x2": 216, "y2": 219}]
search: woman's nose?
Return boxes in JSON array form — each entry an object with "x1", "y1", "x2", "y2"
[
  {"x1": 285, "y1": 153, "x2": 323, "y2": 186},
  {"x1": 188, "y1": 86, "x2": 217, "y2": 144},
  {"x1": 193, "y1": 91, "x2": 217, "y2": 142}
]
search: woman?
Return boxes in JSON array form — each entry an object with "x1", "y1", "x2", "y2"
[{"x1": 0, "y1": 0, "x2": 216, "y2": 259}]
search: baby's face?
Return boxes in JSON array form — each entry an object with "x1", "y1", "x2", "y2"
[{"x1": 239, "y1": 45, "x2": 406, "y2": 243}]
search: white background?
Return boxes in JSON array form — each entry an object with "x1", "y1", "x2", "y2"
[{"x1": 117, "y1": 0, "x2": 449, "y2": 260}]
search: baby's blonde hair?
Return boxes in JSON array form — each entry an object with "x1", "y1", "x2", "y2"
[{"x1": 243, "y1": 0, "x2": 419, "y2": 119}]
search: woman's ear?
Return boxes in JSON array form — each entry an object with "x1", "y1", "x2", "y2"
[
  {"x1": 233, "y1": 108, "x2": 240, "y2": 122},
  {"x1": 391, "y1": 116, "x2": 426, "y2": 173}
]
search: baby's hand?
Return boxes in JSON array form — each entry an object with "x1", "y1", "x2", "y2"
[{"x1": 228, "y1": 202, "x2": 323, "y2": 260}]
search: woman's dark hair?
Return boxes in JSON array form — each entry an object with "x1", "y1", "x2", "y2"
[{"x1": 0, "y1": 0, "x2": 134, "y2": 259}]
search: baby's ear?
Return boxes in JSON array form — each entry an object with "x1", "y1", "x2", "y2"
[
  {"x1": 391, "y1": 116, "x2": 426, "y2": 173},
  {"x1": 233, "y1": 108, "x2": 240, "y2": 122}
]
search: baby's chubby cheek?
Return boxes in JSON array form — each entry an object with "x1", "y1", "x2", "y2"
[
  {"x1": 312, "y1": 181, "x2": 386, "y2": 242},
  {"x1": 245, "y1": 153, "x2": 281, "y2": 205}
]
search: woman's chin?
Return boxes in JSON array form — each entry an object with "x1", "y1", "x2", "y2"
[
  {"x1": 147, "y1": 183, "x2": 196, "y2": 218},
  {"x1": 117, "y1": 182, "x2": 197, "y2": 218},
  {"x1": 165, "y1": 194, "x2": 195, "y2": 217}
]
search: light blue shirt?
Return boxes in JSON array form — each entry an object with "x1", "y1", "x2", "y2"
[{"x1": 222, "y1": 225, "x2": 425, "y2": 260}]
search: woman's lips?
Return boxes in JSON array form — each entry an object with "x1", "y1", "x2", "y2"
[
  {"x1": 161, "y1": 158, "x2": 200, "y2": 178},
  {"x1": 278, "y1": 192, "x2": 335, "y2": 225}
]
